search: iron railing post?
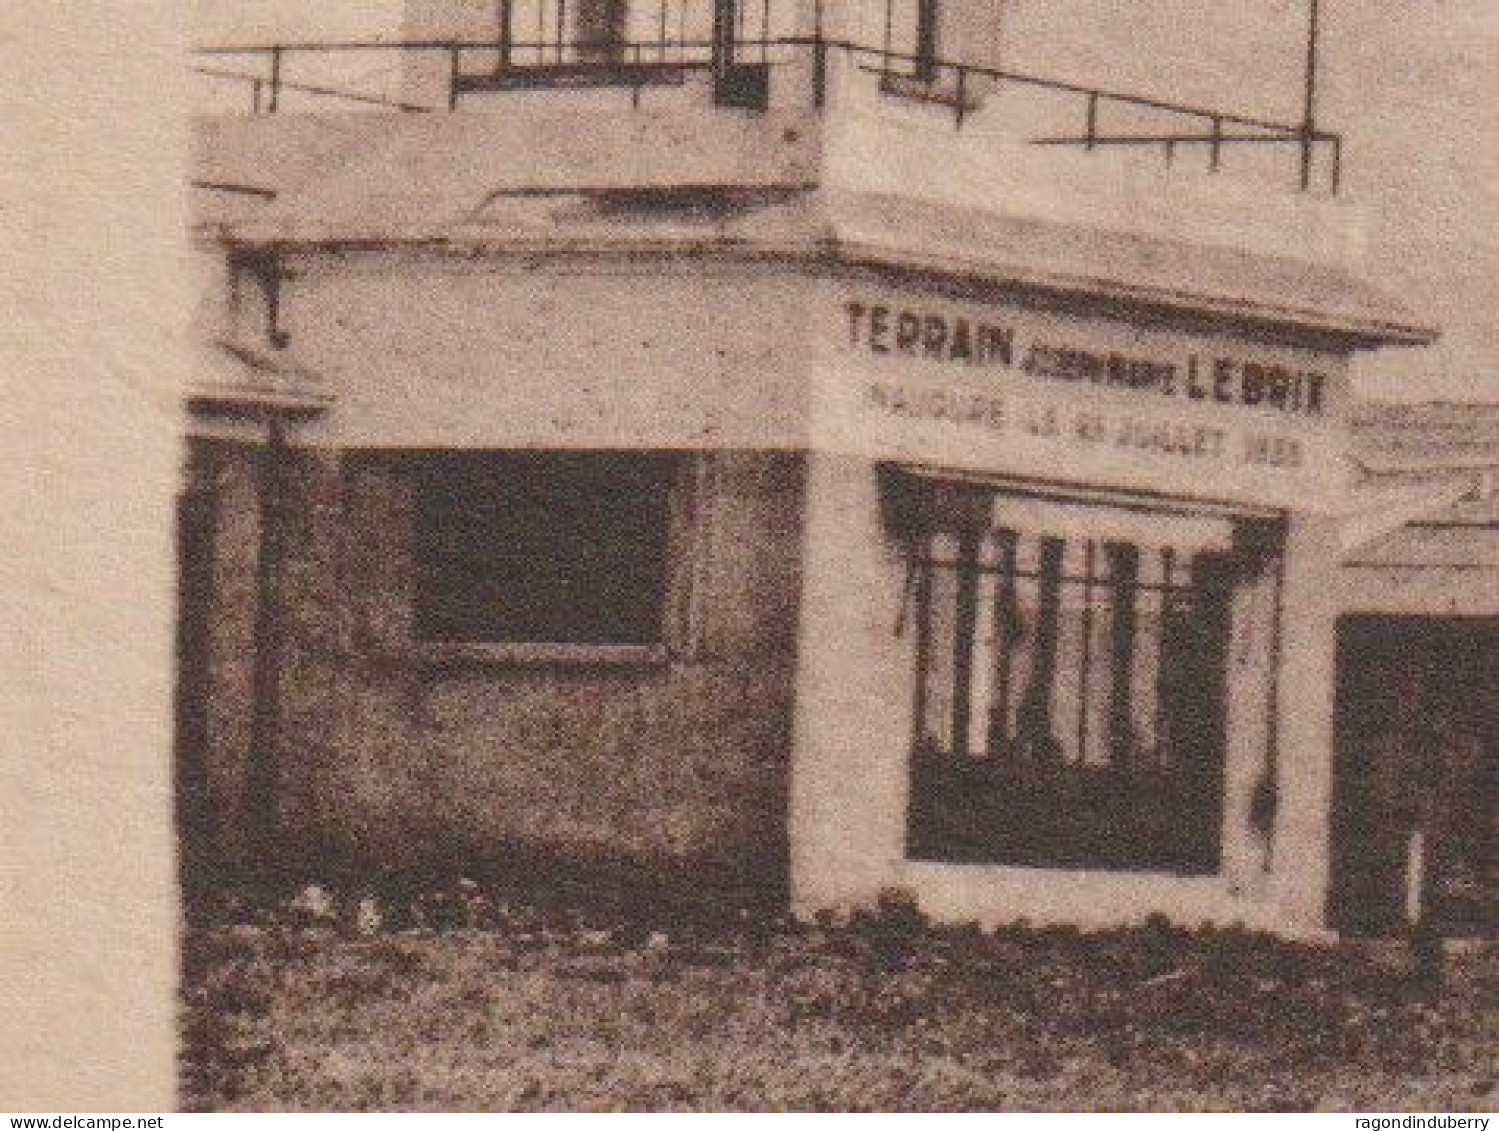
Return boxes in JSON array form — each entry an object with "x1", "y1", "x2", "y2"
[
  {"x1": 498, "y1": 0, "x2": 513, "y2": 68},
  {"x1": 267, "y1": 46, "x2": 283, "y2": 113},
  {"x1": 190, "y1": 30, "x2": 1347, "y2": 195},
  {"x1": 1300, "y1": 0, "x2": 1321, "y2": 192},
  {"x1": 812, "y1": 0, "x2": 827, "y2": 107}
]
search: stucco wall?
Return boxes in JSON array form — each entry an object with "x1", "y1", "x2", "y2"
[
  {"x1": 272, "y1": 256, "x2": 813, "y2": 451},
  {"x1": 194, "y1": 444, "x2": 806, "y2": 898},
  {"x1": 1340, "y1": 567, "x2": 1499, "y2": 618},
  {"x1": 196, "y1": 442, "x2": 264, "y2": 872}
]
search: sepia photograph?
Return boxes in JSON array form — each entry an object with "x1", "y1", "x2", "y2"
[{"x1": 5, "y1": 0, "x2": 1498, "y2": 1116}]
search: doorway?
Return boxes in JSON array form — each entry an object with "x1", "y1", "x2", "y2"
[{"x1": 1330, "y1": 616, "x2": 1499, "y2": 936}]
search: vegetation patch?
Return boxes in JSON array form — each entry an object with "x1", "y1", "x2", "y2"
[{"x1": 181, "y1": 891, "x2": 1498, "y2": 1111}]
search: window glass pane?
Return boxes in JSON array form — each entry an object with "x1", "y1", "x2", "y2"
[
  {"x1": 575, "y1": 0, "x2": 629, "y2": 58},
  {"x1": 919, "y1": 533, "x2": 959, "y2": 753},
  {"x1": 413, "y1": 450, "x2": 674, "y2": 646},
  {"x1": 982, "y1": 529, "x2": 1019, "y2": 757},
  {"x1": 1133, "y1": 550, "x2": 1165, "y2": 764},
  {"x1": 965, "y1": 536, "x2": 1000, "y2": 759}
]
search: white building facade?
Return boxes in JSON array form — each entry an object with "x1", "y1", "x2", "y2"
[{"x1": 185, "y1": 0, "x2": 1496, "y2": 938}]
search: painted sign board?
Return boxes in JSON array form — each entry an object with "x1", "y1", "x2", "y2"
[{"x1": 813, "y1": 282, "x2": 1351, "y2": 512}]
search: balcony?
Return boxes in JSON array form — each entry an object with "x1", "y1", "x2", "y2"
[
  {"x1": 193, "y1": 9, "x2": 1343, "y2": 196},
  {"x1": 191, "y1": 1, "x2": 1409, "y2": 364}
]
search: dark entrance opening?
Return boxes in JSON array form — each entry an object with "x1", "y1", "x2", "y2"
[{"x1": 1331, "y1": 615, "x2": 1499, "y2": 936}]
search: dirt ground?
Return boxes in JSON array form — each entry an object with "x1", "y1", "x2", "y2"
[{"x1": 180, "y1": 893, "x2": 1498, "y2": 1112}]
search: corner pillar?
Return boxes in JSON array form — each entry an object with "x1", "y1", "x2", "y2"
[
  {"x1": 1268, "y1": 513, "x2": 1343, "y2": 930},
  {"x1": 788, "y1": 452, "x2": 914, "y2": 915}
]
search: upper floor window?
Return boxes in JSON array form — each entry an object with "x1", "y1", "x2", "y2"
[
  {"x1": 492, "y1": 1, "x2": 761, "y2": 66},
  {"x1": 574, "y1": 0, "x2": 630, "y2": 60},
  {"x1": 496, "y1": 0, "x2": 629, "y2": 64},
  {"x1": 413, "y1": 450, "x2": 678, "y2": 648}
]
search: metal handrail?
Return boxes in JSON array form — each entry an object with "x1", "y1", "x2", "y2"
[
  {"x1": 192, "y1": 33, "x2": 1344, "y2": 193},
  {"x1": 193, "y1": 66, "x2": 432, "y2": 114}
]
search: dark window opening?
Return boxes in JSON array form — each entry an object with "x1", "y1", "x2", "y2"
[
  {"x1": 575, "y1": 0, "x2": 631, "y2": 61},
  {"x1": 413, "y1": 450, "x2": 676, "y2": 647},
  {"x1": 495, "y1": 0, "x2": 629, "y2": 66},
  {"x1": 476, "y1": 2, "x2": 772, "y2": 100},
  {"x1": 904, "y1": 508, "x2": 1239, "y2": 874}
]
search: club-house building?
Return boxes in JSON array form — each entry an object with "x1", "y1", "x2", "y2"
[{"x1": 182, "y1": 0, "x2": 1498, "y2": 937}]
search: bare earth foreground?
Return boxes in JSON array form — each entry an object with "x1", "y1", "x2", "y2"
[{"x1": 182, "y1": 899, "x2": 1497, "y2": 1112}]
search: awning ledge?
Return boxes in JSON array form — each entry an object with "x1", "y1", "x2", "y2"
[
  {"x1": 1337, "y1": 478, "x2": 1476, "y2": 557},
  {"x1": 189, "y1": 338, "x2": 334, "y2": 419}
]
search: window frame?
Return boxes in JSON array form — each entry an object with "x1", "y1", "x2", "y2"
[
  {"x1": 404, "y1": 448, "x2": 699, "y2": 667},
  {"x1": 894, "y1": 478, "x2": 1274, "y2": 876}
]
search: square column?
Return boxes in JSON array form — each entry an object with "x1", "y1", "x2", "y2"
[
  {"x1": 788, "y1": 452, "x2": 914, "y2": 913},
  {"x1": 1218, "y1": 545, "x2": 1281, "y2": 900},
  {"x1": 1268, "y1": 513, "x2": 1343, "y2": 930}
]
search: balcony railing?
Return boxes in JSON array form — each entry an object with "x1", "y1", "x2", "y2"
[{"x1": 194, "y1": 26, "x2": 1343, "y2": 194}]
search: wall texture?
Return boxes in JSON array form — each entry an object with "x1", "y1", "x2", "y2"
[{"x1": 191, "y1": 443, "x2": 807, "y2": 901}]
